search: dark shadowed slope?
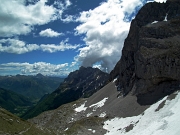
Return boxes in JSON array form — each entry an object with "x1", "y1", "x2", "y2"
[{"x1": 0, "y1": 88, "x2": 33, "y2": 116}]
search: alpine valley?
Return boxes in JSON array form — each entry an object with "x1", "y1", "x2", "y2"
[{"x1": 0, "y1": 0, "x2": 180, "y2": 135}]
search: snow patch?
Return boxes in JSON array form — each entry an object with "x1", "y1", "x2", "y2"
[
  {"x1": 64, "y1": 128, "x2": 68, "y2": 131},
  {"x1": 113, "y1": 76, "x2": 119, "y2": 83},
  {"x1": 89, "y1": 97, "x2": 108, "y2": 111},
  {"x1": 151, "y1": 21, "x2": 158, "y2": 24},
  {"x1": 103, "y1": 92, "x2": 180, "y2": 135},
  {"x1": 113, "y1": 78, "x2": 117, "y2": 83},
  {"x1": 74, "y1": 101, "x2": 87, "y2": 112},
  {"x1": 88, "y1": 129, "x2": 96, "y2": 133},
  {"x1": 99, "y1": 112, "x2": 106, "y2": 117},
  {"x1": 96, "y1": 76, "x2": 100, "y2": 80},
  {"x1": 164, "y1": 13, "x2": 168, "y2": 21},
  {"x1": 87, "y1": 112, "x2": 93, "y2": 117}
]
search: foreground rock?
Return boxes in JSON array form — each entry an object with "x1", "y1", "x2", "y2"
[{"x1": 110, "y1": 0, "x2": 180, "y2": 105}]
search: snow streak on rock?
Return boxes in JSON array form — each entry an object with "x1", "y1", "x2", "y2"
[
  {"x1": 89, "y1": 97, "x2": 108, "y2": 111},
  {"x1": 103, "y1": 92, "x2": 180, "y2": 135},
  {"x1": 151, "y1": 21, "x2": 158, "y2": 24},
  {"x1": 74, "y1": 101, "x2": 87, "y2": 112},
  {"x1": 99, "y1": 112, "x2": 106, "y2": 118}
]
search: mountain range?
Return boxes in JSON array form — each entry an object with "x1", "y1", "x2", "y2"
[
  {"x1": 0, "y1": 74, "x2": 64, "y2": 101},
  {"x1": 0, "y1": 0, "x2": 180, "y2": 134},
  {"x1": 22, "y1": 66, "x2": 109, "y2": 119}
]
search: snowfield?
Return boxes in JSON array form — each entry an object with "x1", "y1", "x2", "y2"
[
  {"x1": 74, "y1": 97, "x2": 108, "y2": 112},
  {"x1": 103, "y1": 92, "x2": 180, "y2": 135},
  {"x1": 74, "y1": 101, "x2": 87, "y2": 112},
  {"x1": 89, "y1": 97, "x2": 108, "y2": 111}
]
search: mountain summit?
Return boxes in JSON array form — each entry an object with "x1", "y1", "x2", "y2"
[{"x1": 110, "y1": 0, "x2": 180, "y2": 105}]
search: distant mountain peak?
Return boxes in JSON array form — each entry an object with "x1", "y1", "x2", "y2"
[{"x1": 36, "y1": 73, "x2": 44, "y2": 77}]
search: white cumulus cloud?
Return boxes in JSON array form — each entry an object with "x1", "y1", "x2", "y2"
[
  {"x1": 39, "y1": 28, "x2": 64, "y2": 37},
  {"x1": 74, "y1": 0, "x2": 145, "y2": 72},
  {"x1": 40, "y1": 38, "x2": 80, "y2": 53},
  {"x1": 0, "y1": 0, "x2": 71, "y2": 37},
  {"x1": 0, "y1": 38, "x2": 39, "y2": 54}
]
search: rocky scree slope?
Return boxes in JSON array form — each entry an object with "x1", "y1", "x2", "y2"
[
  {"x1": 29, "y1": 82, "x2": 180, "y2": 135},
  {"x1": 22, "y1": 67, "x2": 109, "y2": 119},
  {"x1": 110, "y1": 0, "x2": 180, "y2": 105}
]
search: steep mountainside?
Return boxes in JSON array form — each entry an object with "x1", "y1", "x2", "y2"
[
  {"x1": 0, "y1": 74, "x2": 64, "y2": 101},
  {"x1": 110, "y1": 0, "x2": 180, "y2": 105},
  {"x1": 0, "y1": 88, "x2": 32, "y2": 116},
  {"x1": 22, "y1": 67, "x2": 109, "y2": 119}
]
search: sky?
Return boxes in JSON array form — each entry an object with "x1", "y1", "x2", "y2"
[{"x1": 0, "y1": 0, "x2": 167, "y2": 76}]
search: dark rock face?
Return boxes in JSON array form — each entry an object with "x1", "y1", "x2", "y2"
[
  {"x1": 110, "y1": 1, "x2": 180, "y2": 105},
  {"x1": 60, "y1": 66, "x2": 109, "y2": 98}
]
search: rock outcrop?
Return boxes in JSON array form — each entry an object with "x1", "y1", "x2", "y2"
[{"x1": 110, "y1": 0, "x2": 180, "y2": 105}]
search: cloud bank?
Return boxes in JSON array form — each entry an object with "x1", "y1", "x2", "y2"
[
  {"x1": 0, "y1": 62, "x2": 69, "y2": 76},
  {"x1": 74, "y1": 0, "x2": 145, "y2": 72},
  {"x1": 0, "y1": 38, "x2": 80, "y2": 54}
]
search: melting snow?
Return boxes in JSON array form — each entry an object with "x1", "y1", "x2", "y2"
[
  {"x1": 103, "y1": 92, "x2": 180, "y2": 135},
  {"x1": 99, "y1": 112, "x2": 106, "y2": 117},
  {"x1": 113, "y1": 78, "x2": 118, "y2": 83},
  {"x1": 74, "y1": 101, "x2": 87, "y2": 112},
  {"x1": 151, "y1": 21, "x2": 158, "y2": 24},
  {"x1": 164, "y1": 13, "x2": 168, "y2": 21},
  {"x1": 89, "y1": 97, "x2": 108, "y2": 111},
  {"x1": 87, "y1": 112, "x2": 93, "y2": 117},
  {"x1": 88, "y1": 129, "x2": 96, "y2": 133},
  {"x1": 64, "y1": 128, "x2": 68, "y2": 131}
]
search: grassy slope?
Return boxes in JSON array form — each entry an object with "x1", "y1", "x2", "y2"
[
  {"x1": 0, "y1": 88, "x2": 33, "y2": 116},
  {"x1": 0, "y1": 107, "x2": 53, "y2": 135}
]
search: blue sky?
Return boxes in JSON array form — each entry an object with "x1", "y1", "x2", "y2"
[{"x1": 0, "y1": 0, "x2": 166, "y2": 76}]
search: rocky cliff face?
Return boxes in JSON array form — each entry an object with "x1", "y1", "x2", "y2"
[
  {"x1": 59, "y1": 66, "x2": 109, "y2": 98},
  {"x1": 110, "y1": 0, "x2": 180, "y2": 104}
]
